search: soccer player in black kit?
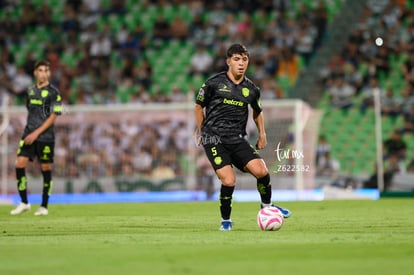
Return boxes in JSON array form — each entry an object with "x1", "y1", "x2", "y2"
[
  {"x1": 10, "y1": 60, "x2": 62, "y2": 216},
  {"x1": 195, "y1": 44, "x2": 291, "y2": 231}
]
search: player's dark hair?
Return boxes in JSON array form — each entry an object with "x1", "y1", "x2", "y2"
[
  {"x1": 226, "y1": 43, "x2": 249, "y2": 58},
  {"x1": 34, "y1": 60, "x2": 50, "y2": 70}
]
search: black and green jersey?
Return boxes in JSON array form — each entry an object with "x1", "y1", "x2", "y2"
[
  {"x1": 196, "y1": 71, "x2": 262, "y2": 144},
  {"x1": 22, "y1": 84, "x2": 62, "y2": 142}
]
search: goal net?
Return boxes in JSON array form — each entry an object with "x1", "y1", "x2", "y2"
[{"x1": 0, "y1": 98, "x2": 320, "y2": 196}]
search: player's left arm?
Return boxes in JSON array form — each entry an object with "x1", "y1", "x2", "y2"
[{"x1": 253, "y1": 109, "x2": 267, "y2": 150}]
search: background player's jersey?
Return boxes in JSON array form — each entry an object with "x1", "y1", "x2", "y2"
[
  {"x1": 196, "y1": 71, "x2": 262, "y2": 144},
  {"x1": 23, "y1": 84, "x2": 62, "y2": 142}
]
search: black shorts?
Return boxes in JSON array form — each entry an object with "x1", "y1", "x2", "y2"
[
  {"x1": 17, "y1": 140, "x2": 55, "y2": 163},
  {"x1": 202, "y1": 140, "x2": 262, "y2": 171}
]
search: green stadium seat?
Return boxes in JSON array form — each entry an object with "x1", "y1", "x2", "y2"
[
  {"x1": 124, "y1": 14, "x2": 137, "y2": 31},
  {"x1": 116, "y1": 86, "x2": 133, "y2": 103},
  {"x1": 161, "y1": 4, "x2": 176, "y2": 22},
  {"x1": 61, "y1": 52, "x2": 78, "y2": 68},
  {"x1": 191, "y1": 75, "x2": 204, "y2": 89},
  {"x1": 177, "y1": 5, "x2": 192, "y2": 24},
  {"x1": 107, "y1": 15, "x2": 123, "y2": 33},
  {"x1": 101, "y1": 0, "x2": 111, "y2": 8},
  {"x1": 126, "y1": 0, "x2": 141, "y2": 10}
]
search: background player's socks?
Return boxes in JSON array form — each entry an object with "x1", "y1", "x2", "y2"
[
  {"x1": 41, "y1": 170, "x2": 52, "y2": 208},
  {"x1": 16, "y1": 168, "x2": 28, "y2": 204}
]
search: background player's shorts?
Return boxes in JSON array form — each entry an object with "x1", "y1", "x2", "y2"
[
  {"x1": 202, "y1": 139, "x2": 262, "y2": 171},
  {"x1": 17, "y1": 140, "x2": 55, "y2": 163}
]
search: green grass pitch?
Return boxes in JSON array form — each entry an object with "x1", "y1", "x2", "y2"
[{"x1": 1, "y1": 199, "x2": 413, "y2": 275}]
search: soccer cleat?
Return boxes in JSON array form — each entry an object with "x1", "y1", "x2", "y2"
[
  {"x1": 10, "y1": 202, "x2": 31, "y2": 215},
  {"x1": 219, "y1": 220, "x2": 232, "y2": 231},
  {"x1": 261, "y1": 203, "x2": 292, "y2": 218},
  {"x1": 34, "y1": 207, "x2": 48, "y2": 216}
]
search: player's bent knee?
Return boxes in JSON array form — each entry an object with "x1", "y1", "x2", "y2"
[
  {"x1": 15, "y1": 158, "x2": 28, "y2": 168},
  {"x1": 219, "y1": 175, "x2": 236, "y2": 186},
  {"x1": 216, "y1": 165, "x2": 236, "y2": 186},
  {"x1": 246, "y1": 159, "x2": 268, "y2": 178},
  {"x1": 255, "y1": 169, "x2": 269, "y2": 179}
]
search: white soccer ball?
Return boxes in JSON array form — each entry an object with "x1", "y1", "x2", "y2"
[{"x1": 257, "y1": 207, "x2": 284, "y2": 231}]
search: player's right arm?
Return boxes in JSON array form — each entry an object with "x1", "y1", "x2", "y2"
[
  {"x1": 195, "y1": 103, "x2": 204, "y2": 134},
  {"x1": 195, "y1": 82, "x2": 210, "y2": 145},
  {"x1": 195, "y1": 103, "x2": 204, "y2": 146}
]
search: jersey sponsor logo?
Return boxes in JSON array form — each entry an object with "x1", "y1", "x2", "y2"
[
  {"x1": 29, "y1": 99, "x2": 43, "y2": 105},
  {"x1": 242, "y1": 87, "x2": 250, "y2": 97},
  {"x1": 219, "y1": 84, "x2": 231, "y2": 92},
  {"x1": 223, "y1": 98, "x2": 244, "y2": 106}
]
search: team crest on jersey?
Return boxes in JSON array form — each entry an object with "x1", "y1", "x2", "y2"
[
  {"x1": 41, "y1": 90, "x2": 49, "y2": 98},
  {"x1": 214, "y1": 156, "x2": 222, "y2": 165},
  {"x1": 242, "y1": 88, "x2": 249, "y2": 97}
]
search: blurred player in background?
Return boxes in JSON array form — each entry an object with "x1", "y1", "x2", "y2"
[
  {"x1": 10, "y1": 60, "x2": 62, "y2": 216},
  {"x1": 195, "y1": 43, "x2": 291, "y2": 231}
]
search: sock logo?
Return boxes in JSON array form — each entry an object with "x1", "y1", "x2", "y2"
[{"x1": 18, "y1": 176, "x2": 27, "y2": 191}]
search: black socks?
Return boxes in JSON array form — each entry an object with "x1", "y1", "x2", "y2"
[
  {"x1": 219, "y1": 185, "x2": 235, "y2": 220},
  {"x1": 16, "y1": 168, "x2": 28, "y2": 204},
  {"x1": 41, "y1": 170, "x2": 52, "y2": 208},
  {"x1": 257, "y1": 173, "x2": 271, "y2": 204},
  {"x1": 16, "y1": 168, "x2": 53, "y2": 208}
]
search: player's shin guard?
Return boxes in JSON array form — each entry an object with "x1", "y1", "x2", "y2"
[
  {"x1": 257, "y1": 173, "x2": 271, "y2": 204},
  {"x1": 16, "y1": 168, "x2": 28, "y2": 203},
  {"x1": 41, "y1": 170, "x2": 53, "y2": 208},
  {"x1": 219, "y1": 185, "x2": 234, "y2": 220}
]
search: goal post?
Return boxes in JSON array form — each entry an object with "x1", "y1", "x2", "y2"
[
  {"x1": 257, "y1": 100, "x2": 321, "y2": 194},
  {"x1": 0, "y1": 98, "x2": 320, "y2": 196}
]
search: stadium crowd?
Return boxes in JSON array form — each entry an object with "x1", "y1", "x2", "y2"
[
  {"x1": 0, "y1": 0, "x2": 330, "y2": 105},
  {"x1": 319, "y1": 0, "x2": 414, "y2": 188},
  {"x1": 322, "y1": 0, "x2": 414, "y2": 121}
]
